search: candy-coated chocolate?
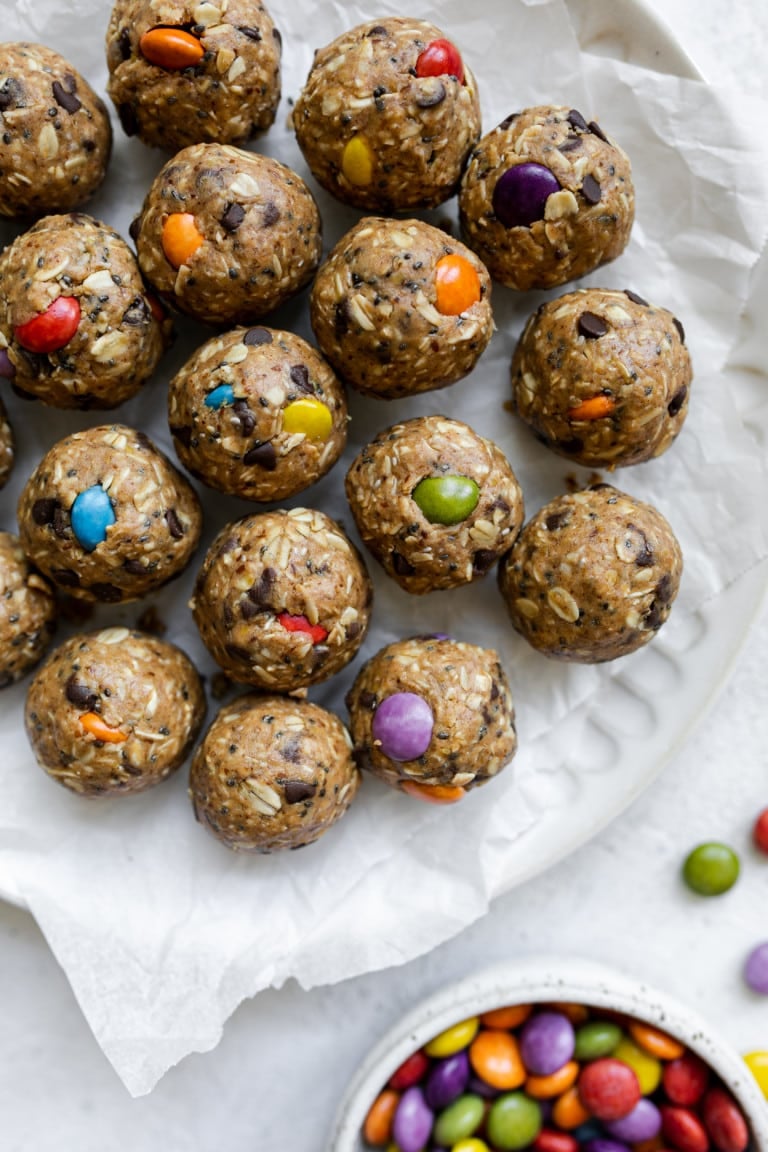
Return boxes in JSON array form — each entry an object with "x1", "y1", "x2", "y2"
[
  {"x1": 453, "y1": 1140, "x2": 491, "y2": 1152},
  {"x1": 393, "y1": 1085, "x2": 434, "y2": 1152},
  {"x1": 662, "y1": 1054, "x2": 710, "y2": 1107},
  {"x1": 389, "y1": 1049, "x2": 430, "y2": 1091},
  {"x1": 583, "y1": 1141, "x2": 631, "y2": 1152},
  {"x1": 492, "y1": 163, "x2": 561, "y2": 228},
  {"x1": 0, "y1": 348, "x2": 15, "y2": 378},
  {"x1": 70, "y1": 485, "x2": 115, "y2": 553},
  {"x1": 605, "y1": 1099, "x2": 662, "y2": 1143},
  {"x1": 364, "y1": 1089, "x2": 399, "y2": 1146},
  {"x1": 660, "y1": 1105, "x2": 709, "y2": 1152},
  {"x1": 526, "y1": 1061, "x2": 579, "y2": 1099},
  {"x1": 425, "y1": 1050, "x2": 471, "y2": 1110},
  {"x1": 574, "y1": 1022, "x2": 623, "y2": 1062},
  {"x1": 552, "y1": 1086, "x2": 592, "y2": 1130},
  {"x1": 578, "y1": 1059, "x2": 641, "y2": 1121},
  {"x1": 432, "y1": 1093, "x2": 484, "y2": 1146},
  {"x1": 277, "y1": 612, "x2": 328, "y2": 645},
  {"x1": 373, "y1": 693, "x2": 434, "y2": 763},
  {"x1": 161, "y1": 212, "x2": 204, "y2": 269},
  {"x1": 744, "y1": 1051, "x2": 768, "y2": 1098},
  {"x1": 412, "y1": 474, "x2": 480, "y2": 525},
  {"x1": 520, "y1": 1012, "x2": 576, "y2": 1076},
  {"x1": 701, "y1": 1088, "x2": 749, "y2": 1152},
  {"x1": 549, "y1": 1003, "x2": 590, "y2": 1025},
  {"x1": 342, "y1": 135, "x2": 374, "y2": 186},
  {"x1": 627, "y1": 1023, "x2": 684, "y2": 1062},
  {"x1": 80, "y1": 711, "x2": 127, "y2": 743},
  {"x1": 682, "y1": 842, "x2": 740, "y2": 896},
  {"x1": 204, "y1": 384, "x2": 235, "y2": 410},
  {"x1": 481, "y1": 1005, "x2": 533, "y2": 1031},
  {"x1": 139, "y1": 27, "x2": 205, "y2": 69},
  {"x1": 415, "y1": 38, "x2": 465, "y2": 84},
  {"x1": 744, "y1": 941, "x2": 768, "y2": 994},
  {"x1": 434, "y1": 254, "x2": 481, "y2": 316},
  {"x1": 14, "y1": 296, "x2": 81, "y2": 353},
  {"x1": 487, "y1": 1091, "x2": 542, "y2": 1150},
  {"x1": 282, "y1": 397, "x2": 333, "y2": 441},
  {"x1": 612, "y1": 1038, "x2": 662, "y2": 1095},
  {"x1": 753, "y1": 808, "x2": 768, "y2": 854},
  {"x1": 425, "y1": 1017, "x2": 480, "y2": 1059},
  {"x1": 534, "y1": 1129, "x2": 579, "y2": 1152},
  {"x1": 469, "y1": 1029, "x2": 526, "y2": 1091},
  {"x1": 400, "y1": 781, "x2": 466, "y2": 804}
]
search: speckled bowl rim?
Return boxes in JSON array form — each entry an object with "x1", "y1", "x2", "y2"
[{"x1": 329, "y1": 956, "x2": 768, "y2": 1151}]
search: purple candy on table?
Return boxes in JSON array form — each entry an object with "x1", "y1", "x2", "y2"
[
  {"x1": 584, "y1": 1140, "x2": 632, "y2": 1152},
  {"x1": 425, "y1": 1050, "x2": 471, "y2": 1109},
  {"x1": 492, "y1": 162, "x2": 561, "y2": 228},
  {"x1": 520, "y1": 1010, "x2": 575, "y2": 1075},
  {"x1": 606, "y1": 1098, "x2": 662, "y2": 1143},
  {"x1": 0, "y1": 349, "x2": 15, "y2": 379},
  {"x1": 393, "y1": 1085, "x2": 434, "y2": 1152},
  {"x1": 744, "y1": 940, "x2": 768, "y2": 993},
  {"x1": 468, "y1": 1073, "x2": 501, "y2": 1099},
  {"x1": 372, "y1": 692, "x2": 434, "y2": 761}
]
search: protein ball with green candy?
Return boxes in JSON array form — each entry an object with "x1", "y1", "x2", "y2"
[{"x1": 345, "y1": 416, "x2": 524, "y2": 594}]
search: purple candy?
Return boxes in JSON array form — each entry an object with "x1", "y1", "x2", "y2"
[
  {"x1": 584, "y1": 1141, "x2": 631, "y2": 1152},
  {"x1": 520, "y1": 1010, "x2": 575, "y2": 1076},
  {"x1": 468, "y1": 1073, "x2": 501, "y2": 1100},
  {"x1": 0, "y1": 348, "x2": 15, "y2": 379},
  {"x1": 606, "y1": 1099, "x2": 662, "y2": 1143},
  {"x1": 745, "y1": 940, "x2": 768, "y2": 993},
  {"x1": 372, "y1": 692, "x2": 434, "y2": 761},
  {"x1": 425, "y1": 1050, "x2": 470, "y2": 1110},
  {"x1": 393, "y1": 1085, "x2": 434, "y2": 1152},
  {"x1": 492, "y1": 162, "x2": 561, "y2": 228}
]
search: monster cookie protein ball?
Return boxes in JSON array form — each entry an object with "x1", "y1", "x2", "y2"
[
  {"x1": 0, "y1": 532, "x2": 56, "y2": 688},
  {"x1": 498, "y1": 484, "x2": 683, "y2": 663},
  {"x1": 25, "y1": 627, "x2": 205, "y2": 797},
  {"x1": 190, "y1": 694, "x2": 360, "y2": 852},
  {"x1": 347, "y1": 636, "x2": 517, "y2": 803},
  {"x1": 134, "y1": 143, "x2": 322, "y2": 325},
  {"x1": 460, "y1": 105, "x2": 634, "y2": 291},
  {"x1": 511, "y1": 288, "x2": 692, "y2": 468},
  {"x1": 106, "y1": 0, "x2": 281, "y2": 151},
  {"x1": 0, "y1": 43, "x2": 111, "y2": 220},
  {"x1": 168, "y1": 325, "x2": 347, "y2": 501},
  {"x1": 192, "y1": 508, "x2": 372, "y2": 692},
  {"x1": 346, "y1": 416, "x2": 524, "y2": 594},
  {"x1": 293, "y1": 18, "x2": 481, "y2": 212},
  {"x1": 0, "y1": 214, "x2": 171, "y2": 409},
  {"x1": 310, "y1": 217, "x2": 492, "y2": 400},
  {"x1": 18, "y1": 425, "x2": 202, "y2": 603},
  {"x1": 0, "y1": 396, "x2": 14, "y2": 489}
]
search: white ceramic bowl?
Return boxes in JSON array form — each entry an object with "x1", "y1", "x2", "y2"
[{"x1": 330, "y1": 956, "x2": 768, "y2": 1151}]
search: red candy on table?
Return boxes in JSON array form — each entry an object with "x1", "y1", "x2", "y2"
[
  {"x1": 14, "y1": 296, "x2": 81, "y2": 353},
  {"x1": 415, "y1": 37, "x2": 465, "y2": 84},
  {"x1": 753, "y1": 807, "x2": 768, "y2": 854},
  {"x1": 388, "y1": 1048, "x2": 429, "y2": 1091},
  {"x1": 663, "y1": 1052, "x2": 710, "y2": 1107},
  {"x1": 661, "y1": 1104, "x2": 711, "y2": 1152},
  {"x1": 701, "y1": 1088, "x2": 749, "y2": 1152},
  {"x1": 578, "y1": 1058, "x2": 642, "y2": 1120}
]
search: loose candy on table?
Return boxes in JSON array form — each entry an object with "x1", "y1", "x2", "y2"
[
  {"x1": 682, "y1": 842, "x2": 740, "y2": 895},
  {"x1": 743, "y1": 941, "x2": 768, "y2": 994},
  {"x1": 743, "y1": 1051, "x2": 768, "y2": 1098},
  {"x1": 752, "y1": 808, "x2": 768, "y2": 854},
  {"x1": 14, "y1": 296, "x2": 81, "y2": 353}
]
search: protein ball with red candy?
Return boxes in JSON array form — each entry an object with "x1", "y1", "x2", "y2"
[
  {"x1": 168, "y1": 325, "x2": 347, "y2": 502},
  {"x1": 310, "y1": 216, "x2": 493, "y2": 400},
  {"x1": 25, "y1": 627, "x2": 205, "y2": 797},
  {"x1": 0, "y1": 531, "x2": 56, "y2": 688},
  {"x1": 293, "y1": 17, "x2": 481, "y2": 212},
  {"x1": 18, "y1": 424, "x2": 202, "y2": 603},
  {"x1": 106, "y1": 0, "x2": 281, "y2": 151},
  {"x1": 459, "y1": 105, "x2": 634, "y2": 291},
  {"x1": 346, "y1": 635, "x2": 517, "y2": 801},
  {"x1": 191, "y1": 507, "x2": 372, "y2": 692},
  {"x1": 189, "y1": 693, "x2": 360, "y2": 852},
  {"x1": 134, "y1": 142, "x2": 321, "y2": 325},
  {"x1": 0, "y1": 43, "x2": 111, "y2": 220}
]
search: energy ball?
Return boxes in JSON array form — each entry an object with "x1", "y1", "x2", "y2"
[
  {"x1": 346, "y1": 636, "x2": 517, "y2": 801},
  {"x1": 0, "y1": 213, "x2": 171, "y2": 409},
  {"x1": 0, "y1": 532, "x2": 56, "y2": 688},
  {"x1": 134, "y1": 143, "x2": 322, "y2": 325},
  {"x1": 18, "y1": 424, "x2": 202, "y2": 603},
  {"x1": 498, "y1": 484, "x2": 683, "y2": 663},
  {"x1": 25, "y1": 626, "x2": 205, "y2": 797},
  {"x1": 511, "y1": 288, "x2": 692, "y2": 468},
  {"x1": 310, "y1": 216, "x2": 492, "y2": 399},
  {"x1": 168, "y1": 325, "x2": 347, "y2": 501},
  {"x1": 192, "y1": 507, "x2": 372, "y2": 692},
  {"x1": 0, "y1": 396, "x2": 15, "y2": 488},
  {"x1": 190, "y1": 694, "x2": 360, "y2": 852},
  {"x1": 0, "y1": 43, "x2": 111, "y2": 219},
  {"x1": 459, "y1": 105, "x2": 634, "y2": 291},
  {"x1": 293, "y1": 18, "x2": 481, "y2": 212},
  {"x1": 346, "y1": 416, "x2": 524, "y2": 594},
  {"x1": 106, "y1": 0, "x2": 281, "y2": 151}
]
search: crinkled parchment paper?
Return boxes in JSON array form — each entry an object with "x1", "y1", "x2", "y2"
[{"x1": 1, "y1": 0, "x2": 767, "y2": 1096}]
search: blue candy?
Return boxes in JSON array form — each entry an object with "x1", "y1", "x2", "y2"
[
  {"x1": 204, "y1": 384, "x2": 235, "y2": 409},
  {"x1": 71, "y1": 485, "x2": 115, "y2": 552}
]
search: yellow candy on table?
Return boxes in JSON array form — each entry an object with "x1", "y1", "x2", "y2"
[
  {"x1": 744, "y1": 1051, "x2": 768, "y2": 1097},
  {"x1": 342, "y1": 135, "x2": 374, "y2": 186},
  {"x1": 282, "y1": 397, "x2": 333, "y2": 440},
  {"x1": 613, "y1": 1036, "x2": 662, "y2": 1094},
  {"x1": 425, "y1": 1016, "x2": 480, "y2": 1058}
]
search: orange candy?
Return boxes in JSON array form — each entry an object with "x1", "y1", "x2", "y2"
[
  {"x1": 567, "y1": 394, "x2": 616, "y2": 421},
  {"x1": 480, "y1": 1004, "x2": 533, "y2": 1030},
  {"x1": 79, "y1": 712, "x2": 127, "y2": 744},
  {"x1": 434, "y1": 254, "x2": 481, "y2": 316},
  {"x1": 548, "y1": 1002, "x2": 590, "y2": 1025},
  {"x1": 629, "y1": 1022, "x2": 685, "y2": 1061},
  {"x1": 526, "y1": 1061, "x2": 580, "y2": 1099},
  {"x1": 363, "y1": 1089, "x2": 399, "y2": 1146},
  {"x1": 401, "y1": 781, "x2": 466, "y2": 804},
  {"x1": 140, "y1": 27, "x2": 205, "y2": 70},
  {"x1": 162, "y1": 213, "x2": 204, "y2": 269},
  {"x1": 469, "y1": 1029, "x2": 526, "y2": 1091},
  {"x1": 552, "y1": 1085, "x2": 591, "y2": 1130}
]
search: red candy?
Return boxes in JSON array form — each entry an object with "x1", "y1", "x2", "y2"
[
  {"x1": 415, "y1": 38, "x2": 465, "y2": 84},
  {"x1": 701, "y1": 1089, "x2": 749, "y2": 1152},
  {"x1": 388, "y1": 1049, "x2": 429, "y2": 1091},
  {"x1": 663, "y1": 1053, "x2": 710, "y2": 1107},
  {"x1": 14, "y1": 296, "x2": 81, "y2": 353},
  {"x1": 661, "y1": 1105, "x2": 710, "y2": 1152},
  {"x1": 578, "y1": 1058, "x2": 641, "y2": 1121},
  {"x1": 534, "y1": 1129, "x2": 579, "y2": 1152},
  {"x1": 753, "y1": 807, "x2": 768, "y2": 854},
  {"x1": 276, "y1": 612, "x2": 328, "y2": 645}
]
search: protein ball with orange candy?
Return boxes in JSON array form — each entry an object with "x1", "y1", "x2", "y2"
[
  {"x1": 293, "y1": 18, "x2": 480, "y2": 212},
  {"x1": 511, "y1": 288, "x2": 692, "y2": 468},
  {"x1": 0, "y1": 214, "x2": 171, "y2": 408},
  {"x1": 498, "y1": 483, "x2": 683, "y2": 663},
  {"x1": 133, "y1": 143, "x2": 321, "y2": 325},
  {"x1": 25, "y1": 627, "x2": 205, "y2": 797},
  {"x1": 310, "y1": 216, "x2": 492, "y2": 400},
  {"x1": 106, "y1": 0, "x2": 281, "y2": 151},
  {"x1": 346, "y1": 635, "x2": 516, "y2": 799}
]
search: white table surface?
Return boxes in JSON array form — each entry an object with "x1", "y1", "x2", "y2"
[{"x1": 2, "y1": 2, "x2": 768, "y2": 1149}]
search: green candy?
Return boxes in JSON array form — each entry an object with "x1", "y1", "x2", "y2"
[
  {"x1": 433, "y1": 1094, "x2": 485, "y2": 1146},
  {"x1": 412, "y1": 474, "x2": 480, "y2": 526},
  {"x1": 683, "y1": 841, "x2": 740, "y2": 895},
  {"x1": 574, "y1": 1020, "x2": 623, "y2": 1061},
  {"x1": 487, "y1": 1092, "x2": 542, "y2": 1151}
]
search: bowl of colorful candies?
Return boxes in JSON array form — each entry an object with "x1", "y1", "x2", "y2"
[{"x1": 330, "y1": 957, "x2": 768, "y2": 1152}]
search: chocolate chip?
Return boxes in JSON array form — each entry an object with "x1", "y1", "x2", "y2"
[
  {"x1": 232, "y1": 398, "x2": 255, "y2": 436},
  {"x1": 91, "y1": 583, "x2": 122, "y2": 603},
  {"x1": 0, "y1": 78, "x2": 22, "y2": 111},
  {"x1": 334, "y1": 298, "x2": 350, "y2": 337},
  {"x1": 589, "y1": 482, "x2": 616, "y2": 492},
  {"x1": 472, "y1": 549, "x2": 497, "y2": 574},
  {"x1": 117, "y1": 102, "x2": 138, "y2": 137},
  {"x1": 359, "y1": 690, "x2": 377, "y2": 709},
  {"x1": 545, "y1": 510, "x2": 570, "y2": 531},
  {"x1": 582, "y1": 174, "x2": 602, "y2": 204},
  {"x1": 673, "y1": 317, "x2": 685, "y2": 344},
  {"x1": 52, "y1": 78, "x2": 81, "y2": 115},
  {"x1": 667, "y1": 385, "x2": 688, "y2": 417},
  {"x1": 624, "y1": 289, "x2": 648, "y2": 306},
  {"x1": 129, "y1": 215, "x2": 141, "y2": 242},
  {"x1": 367, "y1": 24, "x2": 387, "y2": 36},
  {"x1": 345, "y1": 622, "x2": 361, "y2": 640},
  {"x1": 272, "y1": 27, "x2": 282, "y2": 46},
  {"x1": 31, "y1": 498, "x2": 59, "y2": 526},
  {"x1": 65, "y1": 678, "x2": 98, "y2": 710},
  {"x1": 655, "y1": 572, "x2": 674, "y2": 604},
  {"x1": 52, "y1": 507, "x2": 68, "y2": 538},
  {"x1": 238, "y1": 25, "x2": 262, "y2": 40},
  {"x1": 243, "y1": 441, "x2": 277, "y2": 470},
  {"x1": 51, "y1": 568, "x2": 80, "y2": 587},
  {"x1": 392, "y1": 552, "x2": 415, "y2": 576},
  {"x1": 635, "y1": 541, "x2": 655, "y2": 568},
  {"x1": 244, "y1": 326, "x2": 272, "y2": 346},
  {"x1": 558, "y1": 137, "x2": 581, "y2": 153},
  {"x1": 289, "y1": 364, "x2": 313, "y2": 393},
  {"x1": 118, "y1": 28, "x2": 132, "y2": 60},
  {"x1": 123, "y1": 559, "x2": 146, "y2": 575},
  {"x1": 262, "y1": 201, "x2": 280, "y2": 227},
  {"x1": 588, "y1": 119, "x2": 609, "y2": 142},
  {"x1": 248, "y1": 566, "x2": 276, "y2": 607},
  {"x1": 165, "y1": 509, "x2": 184, "y2": 539},
  {"x1": 170, "y1": 424, "x2": 192, "y2": 448},
  {"x1": 221, "y1": 202, "x2": 245, "y2": 232},
  {"x1": 497, "y1": 112, "x2": 519, "y2": 130},
  {"x1": 284, "y1": 779, "x2": 317, "y2": 804},
  {"x1": 122, "y1": 296, "x2": 150, "y2": 325},
  {"x1": 240, "y1": 597, "x2": 261, "y2": 620},
  {"x1": 578, "y1": 311, "x2": 608, "y2": 339},
  {"x1": 123, "y1": 763, "x2": 143, "y2": 777},
  {"x1": 279, "y1": 736, "x2": 301, "y2": 764},
  {"x1": 225, "y1": 643, "x2": 251, "y2": 663},
  {"x1": 567, "y1": 109, "x2": 588, "y2": 131},
  {"x1": 414, "y1": 80, "x2": 446, "y2": 108}
]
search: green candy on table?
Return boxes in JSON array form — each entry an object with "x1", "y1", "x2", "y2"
[
  {"x1": 682, "y1": 841, "x2": 740, "y2": 896},
  {"x1": 412, "y1": 475, "x2": 480, "y2": 526},
  {"x1": 486, "y1": 1091, "x2": 542, "y2": 1151}
]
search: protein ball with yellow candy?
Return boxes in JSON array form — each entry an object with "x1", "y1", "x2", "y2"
[
  {"x1": 294, "y1": 17, "x2": 481, "y2": 211},
  {"x1": 25, "y1": 628, "x2": 205, "y2": 797},
  {"x1": 511, "y1": 287, "x2": 692, "y2": 468},
  {"x1": 106, "y1": 0, "x2": 281, "y2": 151}
]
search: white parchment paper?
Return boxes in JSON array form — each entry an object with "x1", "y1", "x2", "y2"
[{"x1": 1, "y1": 0, "x2": 768, "y2": 1096}]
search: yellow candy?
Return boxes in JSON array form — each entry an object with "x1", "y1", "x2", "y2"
[
  {"x1": 341, "y1": 135, "x2": 374, "y2": 186},
  {"x1": 744, "y1": 1051, "x2": 768, "y2": 1097},
  {"x1": 425, "y1": 1016, "x2": 480, "y2": 1058},
  {"x1": 454, "y1": 1141, "x2": 491, "y2": 1152},
  {"x1": 613, "y1": 1036, "x2": 661, "y2": 1094},
  {"x1": 282, "y1": 397, "x2": 333, "y2": 440}
]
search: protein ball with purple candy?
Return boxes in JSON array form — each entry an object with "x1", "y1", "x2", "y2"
[{"x1": 0, "y1": 531, "x2": 56, "y2": 688}]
